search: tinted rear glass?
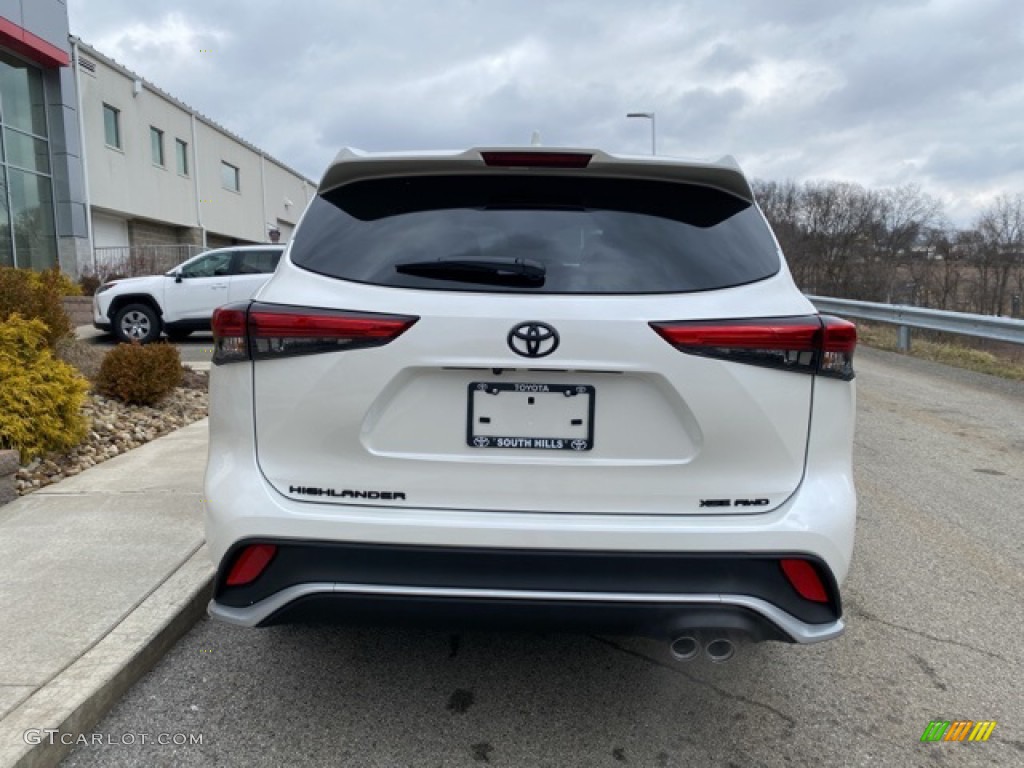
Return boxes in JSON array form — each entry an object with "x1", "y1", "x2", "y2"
[
  {"x1": 290, "y1": 175, "x2": 780, "y2": 294},
  {"x1": 234, "y1": 249, "x2": 282, "y2": 274}
]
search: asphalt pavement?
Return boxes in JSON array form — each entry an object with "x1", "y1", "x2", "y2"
[
  {"x1": 78, "y1": 327, "x2": 214, "y2": 368},
  {"x1": 51, "y1": 347, "x2": 1024, "y2": 767}
]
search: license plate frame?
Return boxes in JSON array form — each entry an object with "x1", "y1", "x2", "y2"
[{"x1": 467, "y1": 382, "x2": 595, "y2": 451}]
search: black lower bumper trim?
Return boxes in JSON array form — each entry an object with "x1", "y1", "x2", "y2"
[
  {"x1": 257, "y1": 593, "x2": 792, "y2": 642},
  {"x1": 215, "y1": 540, "x2": 842, "y2": 626}
]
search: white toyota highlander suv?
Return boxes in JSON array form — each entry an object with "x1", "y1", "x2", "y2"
[
  {"x1": 93, "y1": 245, "x2": 284, "y2": 343},
  {"x1": 204, "y1": 147, "x2": 857, "y2": 663}
]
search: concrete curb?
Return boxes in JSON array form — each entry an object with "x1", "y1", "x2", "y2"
[{"x1": 0, "y1": 547, "x2": 213, "y2": 768}]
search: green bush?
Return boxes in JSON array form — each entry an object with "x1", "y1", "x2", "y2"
[
  {"x1": 0, "y1": 315, "x2": 90, "y2": 462},
  {"x1": 96, "y1": 342, "x2": 183, "y2": 405},
  {"x1": 0, "y1": 267, "x2": 73, "y2": 348}
]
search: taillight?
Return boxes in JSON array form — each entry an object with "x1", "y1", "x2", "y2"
[
  {"x1": 212, "y1": 302, "x2": 418, "y2": 364},
  {"x1": 818, "y1": 315, "x2": 857, "y2": 379},
  {"x1": 780, "y1": 558, "x2": 829, "y2": 603},
  {"x1": 211, "y1": 305, "x2": 249, "y2": 365},
  {"x1": 225, "y1": 544, "x2": 277, "y2": 587},
  {"x1": 649, "y1": 314, "x2": 856, "y2": 380},
  {"x1": 481, "y1": 151, "x2": 592, "y2": 168}
]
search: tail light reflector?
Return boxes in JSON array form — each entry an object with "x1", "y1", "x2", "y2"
[
  {"x1": 225, "y1": 544, "x2": 277, "y2": 587},
  {"x1": 780, "y1": 558, "x2": 829, "y2": 603},
  {"x1": 212, "y1": 302, "x2": 418, "y2": 364},
  {"x1": 481, "y1": 151, "x2": 592, "y2": 168},
  {"x1": 649, "y1": 314, "x2": 856, "y2": 379},
  {"x1": 211, "y1": 306, "x2": 249, "y2": 364},
  {"x1": 818, "y1": 315, "x2": 857, "y2": 379}
]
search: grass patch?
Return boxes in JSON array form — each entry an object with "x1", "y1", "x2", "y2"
[{"x1": 856, "y1": 321, "x2": 1024, "y2": 381}]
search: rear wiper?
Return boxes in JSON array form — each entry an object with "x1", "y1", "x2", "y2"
[{"x1": 395, "y1": 258, "x2": 546, "y2": 287}]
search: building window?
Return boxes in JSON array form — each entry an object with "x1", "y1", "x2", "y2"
[
  {"x1": 103, "y1": 104, "x2": 121, "y2": 149},
  {"x1": 4, "y1": 128, "x2": 51, "y2": 174},
  {"x1": 150, "y1": 127, "x2": 164, "y2": 166},
  {"x1": 8, "y1": 169, "x2": 58, "y2": 270},
  {"x1": 0, "y1": 51, "x2": 48, "y2": 137},
  {"x1": 221, "y1": 161, "x2": 240, "y2": 192},
  {"x1": 176, "y1": 139, "x2": 188, "y2": 176},
  {"x1": 0, "y1": 51, "x2": 57, "y2": 270}
]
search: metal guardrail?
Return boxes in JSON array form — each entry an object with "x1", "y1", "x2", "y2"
[{"x1": 808, "y1": 295, "x2": 1024, "y2": 352}]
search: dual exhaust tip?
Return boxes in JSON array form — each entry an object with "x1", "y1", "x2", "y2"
[{"x1": 670, "y1": 633, "x2": 739, "y2": 664}]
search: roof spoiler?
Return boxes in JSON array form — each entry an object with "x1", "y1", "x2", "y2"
[{"x1": 319, "y1": 147, "x2": 754, "y2": 202}]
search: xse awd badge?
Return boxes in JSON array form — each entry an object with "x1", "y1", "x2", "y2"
[{"x1": 699, "y1": 498, "x2": 771, "y2": 508}]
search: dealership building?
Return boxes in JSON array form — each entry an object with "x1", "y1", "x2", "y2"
[{"x1": 0, "y1": 1, "x2": 314, "y2": 278}]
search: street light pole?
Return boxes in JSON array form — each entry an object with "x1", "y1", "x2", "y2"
[{"x1": 626, "y1": 111, "x2": 656, "y2": 154}]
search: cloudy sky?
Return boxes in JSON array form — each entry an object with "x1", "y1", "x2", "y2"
[{"x1": 67, "y1": 0, "x2": 1023, "y2": 224}]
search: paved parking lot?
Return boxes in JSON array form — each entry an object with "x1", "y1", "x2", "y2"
[
  {"x1": 62, "y1": 349, "x2": 1024, "y2": 767},
  {"x1": 84, "y1": 329, "x2": 214, "y2": 367}
]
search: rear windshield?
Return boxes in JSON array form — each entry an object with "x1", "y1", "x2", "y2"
[{"x1": 289, "y1": 175, "x2": 780, "y2": 294}]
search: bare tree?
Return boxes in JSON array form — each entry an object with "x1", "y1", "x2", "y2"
[
  {"x1": 976, "y1": 194, "x2": 1024, "y2": 316},
  {"x1": 752, "y1": 179, "x2": 811, "y2": 285},
  {"x1": 910, "y1": 225, "x2": 958, "y2": 310},
  {"x1": 955, "y1": 228, "x2": 991, "y2": 314},
  {"x1": 868, "y1": 184, "x2": 942, "y2": 303},
  {"x1": 797, "y1": 181, "x2": 880, "y2": 297},
  {"x1": 751, "y1": 176, "x2": 1022, "y2": 314}
]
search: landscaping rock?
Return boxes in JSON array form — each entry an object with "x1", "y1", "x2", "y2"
[
  {"x1": 13, "y1": 382, "x2": 208, "y2": 496},
  {"x1": 0, "y1": 449, "x2": 18, "y2": 505}
]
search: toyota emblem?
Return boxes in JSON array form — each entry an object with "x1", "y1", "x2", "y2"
[{"x1": 508, "y1": 322, "x2": 559, "y2": 358}]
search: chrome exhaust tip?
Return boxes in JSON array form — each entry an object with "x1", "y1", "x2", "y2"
[
  {"x1": 669, "y1": 635, "x2": 700, "y2": 662},
  {"x1": 704, "y1": 637, "x2": 736, "y2": 663}
]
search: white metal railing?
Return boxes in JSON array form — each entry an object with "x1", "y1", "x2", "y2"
[
  {"x1": 91, "y1": 245, "x2": 205, "y2": 278},
  {"x1": 808, "y1": 295, "x2": 1024, "y2": 351}
]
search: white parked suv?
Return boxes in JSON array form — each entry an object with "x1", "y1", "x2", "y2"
[
  {"x1": 92, "y1": 245, "x2": 284, "y2": 343},
  {"x1": 204, "y1": 147, "x2": 857, "y2": 662}
]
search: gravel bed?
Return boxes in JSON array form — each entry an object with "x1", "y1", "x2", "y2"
[{"x1": 15, "y1": 382, "x2": 208, "y2": 495}]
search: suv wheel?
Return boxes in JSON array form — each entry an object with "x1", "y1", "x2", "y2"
[{"x1": 114, "y1": 303, "x2": 161, "y2": 344}]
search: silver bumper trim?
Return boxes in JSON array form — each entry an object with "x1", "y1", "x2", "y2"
[{"x1": 208, "y1": 582, "x2": 844, "y2": 644}]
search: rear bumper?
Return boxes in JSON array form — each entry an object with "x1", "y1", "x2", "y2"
[
  {"x1": 204, "y1": 363, "x2": 856, "y2": 645},
  {"x1": 209, "y1": 541, "x2": 843, "y2": 643},
  {"x1": 210, "y1": 587, "x2": 843, "y2": 644}
]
